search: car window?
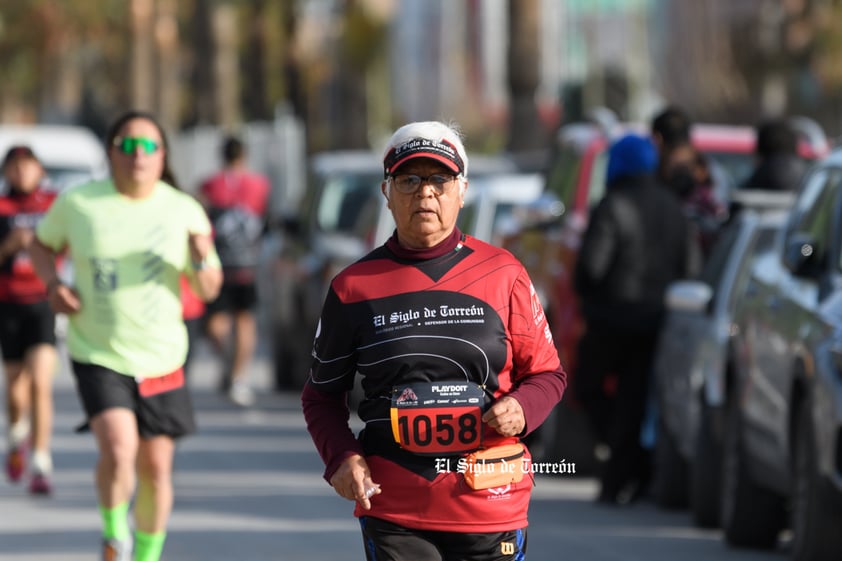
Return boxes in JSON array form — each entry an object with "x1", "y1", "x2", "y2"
[
  {"x1": 727, "y1": 224, "x2": 778, "y2": 312},
  {"x1": 44, "y1": 166, "x2": 97, "y2": 191},
  {"x1": 545, "y1": 143, "x2": 582, "y2": 212},
  {"x1": 787, "y1": 169, "x2": 840, "y2": 268},
  {"x1": 704, "y1": 151, "x2": 754, "y2": 188},
  {"x1": 458, "y1": 201, "x2": 479, "y2": 237},
  {"x1": 700, "y1": 218, "x2": 743, "y2": 292},
  {"x1": 316, "y1": 173, "x2": 382, "y2": 236}
]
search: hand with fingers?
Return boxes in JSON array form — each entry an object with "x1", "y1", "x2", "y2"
[{"x1": 329, "y1": 454, "x2": 382, "y2": 511}]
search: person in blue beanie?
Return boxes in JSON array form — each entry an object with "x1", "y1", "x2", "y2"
[{"x1": 573, "y1": 133, "x2": 695, "y2": 505}]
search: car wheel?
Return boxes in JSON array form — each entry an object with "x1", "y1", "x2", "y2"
[
  {"x1": 791, "y1": 399, "x2": 842, "y2": 561},
  {"x1": 720, "y1": 397, "x2": 785, "y2": 548},
  {"x1": 653, "y1": 415, "x2": 689, "y2": 508},
  {"x1": 690, "y1": 404, "x2": 723, "y2": 528}
]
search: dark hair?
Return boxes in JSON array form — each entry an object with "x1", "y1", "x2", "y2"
[
  {"x1": 105, "y1": 109, "x2": 181, "y2": 189},
  {"x1": 651, "y1": 105, "x2": 692, "y2": 148},
  {"x1": 222, "y1": 135, "x2": 245, "y2": 164},
  {"x1": 755, "y1": 119, "x2": 798, "y2": 157}
]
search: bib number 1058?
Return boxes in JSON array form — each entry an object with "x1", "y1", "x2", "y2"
[
  {"x1": 390, "y1": 382, "x2": 485, "y2": 455},
  {"x1": 395, "y1": 408, "x2": 481, "y2": 454}
]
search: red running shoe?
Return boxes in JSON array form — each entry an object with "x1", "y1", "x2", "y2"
[
  {"x1": 29, "y1": 473, "x2": 52, "y2": 495},
  {"x1": 6, "y1": 444, "x2": 26, "y2": 483}
]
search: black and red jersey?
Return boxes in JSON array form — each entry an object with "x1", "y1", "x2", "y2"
[
  {"x1": 303, "y1": 230, "x2": 565, "y2": 533},
  {"x1": 0, "y1": 188, "x2": 56, "y2": 304}
]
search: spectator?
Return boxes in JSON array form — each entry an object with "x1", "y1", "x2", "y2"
[
  {"x1": 573, "y1": 134, "x2": 694, "y2": 505},
  {"x1": 661, "y1": 141, "x2": 728, "y2": 259},
  {"x1": 198, "y1": 136, "x2": 270, "y2": 406},
  {"x1": 0, "y1": 145, "x2": 58, "y2": 495},
  {"x1": 741, "y1": 118, "x2": 807, "y2": 192},
  {"x1": 651, "y1": 105, "x2": 692, "y2": 153}
]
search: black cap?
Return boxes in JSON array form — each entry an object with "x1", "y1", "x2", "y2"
[{"x1": 2, "y1": 145, "x2": 38, "y2": 168}]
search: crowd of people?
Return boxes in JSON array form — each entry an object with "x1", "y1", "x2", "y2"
[
  {"x1": 0, "y1": 103, "x2": 814, "y2": 560},
  {"x1": 572, "y1": 105, "x2": 811, "y2": 507},
  {"x1": 0, "y1": 112, "x2": 268, "y2": 561}
]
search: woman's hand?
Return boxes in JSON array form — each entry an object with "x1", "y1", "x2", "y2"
[
  {"x1": 329, "y1": 454, "x2": 381, "y2": 510},
  {"x1": 48, "y1": 281, "x2": 82, "y2": 315},
  {"x1": 482, "y1": 395, "x2": 526, "y2": 437}
]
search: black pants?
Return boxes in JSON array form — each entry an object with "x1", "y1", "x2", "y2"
[
  {"x1": 360, "y1": 517, "x2": 527, "y2": 561},
  {"x1": 574, "y1": 326, "x2": 658, "y2": 502}
]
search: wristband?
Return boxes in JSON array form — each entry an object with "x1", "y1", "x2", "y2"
[{"x1": 191, "y1": 257, "x2": 209, "y2": 271}]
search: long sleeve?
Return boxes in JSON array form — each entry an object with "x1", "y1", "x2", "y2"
[
  {"x1": 301, "y1": 383, "x2": 364, "y2": 482},
  {"x1": 507, "y1": 366, "x2": 567, "y2": 435}
]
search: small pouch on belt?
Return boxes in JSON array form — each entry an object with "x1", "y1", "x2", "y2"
[{"x1": 462, "y1": 443, "x2": 525, "y2": 490}]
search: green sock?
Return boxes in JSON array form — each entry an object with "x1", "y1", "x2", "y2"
[
  {"x1": 99, "y1": 502, "x2": 131, "y2": 540},
  {"x1": 134, "y1": 530, "x2": 167, "y2": 561}
]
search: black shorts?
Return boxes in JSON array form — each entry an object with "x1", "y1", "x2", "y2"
[
  {"x1": 71, "y1": 361, "x2": 196, "y2": 439},
  {"x1": 359, "y1": 517, "x2": 527, "y2": 561},
  {"x1": 0, "y1": 300, "x2": 56, "y2": 361},
  {"x1": 205, "y1": 282, "x2": 258, "y2": 314}
]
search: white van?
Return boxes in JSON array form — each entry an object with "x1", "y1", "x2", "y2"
[{"x1": 0, "y1": 124, "x2": 109, "y2": 193}]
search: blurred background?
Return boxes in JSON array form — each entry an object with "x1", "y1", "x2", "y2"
[{"x1": 3, "y1": 0, "x2": 842, "y2": 158}]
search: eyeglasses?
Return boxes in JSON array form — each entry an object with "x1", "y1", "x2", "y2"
[
  {"x1": 389, "y1": 173, "x2": 459, "y2": 195},
  {"x1": 113, "y1": 136, "x2": 161, "y2": 155}
]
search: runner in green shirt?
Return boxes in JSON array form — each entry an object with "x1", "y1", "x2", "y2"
[{"x1": 29, "y1": 110, "x2": 223, "y2": 561}]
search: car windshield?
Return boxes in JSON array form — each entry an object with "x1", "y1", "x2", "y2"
[
  {"x1": 704, "y1": 151, "x2": 754, "y2": 190},
  {"x1": 44, "y1": 165, "x2": 97, "y2": 191},
  {"x1": 316, "y1": 172, "x2": 382, "y2": 237},
  {"x1": 0, "y1": 165, "x2": 96, "y2": 195},
  {"x1": 546, "y1": 143, "x2": 584, "y2": 211}
]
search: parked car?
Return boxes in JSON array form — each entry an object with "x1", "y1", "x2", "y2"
[
  {"x1": 457, "y1": 173, "x2": 544, "y2": 245},
  {"x1": 721, "y1": 148, "x2": 842, "y2": 560},
  {"x1": 260, "y1": 150, "x2": 382, "y2": 390},
  {"x1": 0, "y1": 124, "x2": 108, "y2": 193},
  {"x1": 262, "y1": 151, "x2": 519, "y2": 390},
  {"x1": 503, "y1": 113, "x2": 829, "y2": 471},
  {"x1": 651, "y1": 206, "x2": 789, "y2": 525}
]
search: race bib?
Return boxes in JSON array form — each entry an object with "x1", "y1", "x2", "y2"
[{"x1": 390, "y1": 382, "x2": 485, "y2": 455}]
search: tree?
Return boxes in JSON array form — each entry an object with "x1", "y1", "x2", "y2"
[{"x1": 506, "y1": 0, "x2": 544, "y2": 152}]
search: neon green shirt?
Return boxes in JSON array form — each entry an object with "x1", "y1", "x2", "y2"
[{"x1": 36, "y1": 179, "x2": 220, "y2": 377}]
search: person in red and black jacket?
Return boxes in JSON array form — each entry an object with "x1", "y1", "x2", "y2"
[
  {"x1": 197, "y1": 136, "x2": 269, "y2": 407},
  {"x1": 302, "y1": 121, "x2": 567, "y2": 560},
  {"x1": 0, "y1": 145, "x2": 59, "y2": 495}
]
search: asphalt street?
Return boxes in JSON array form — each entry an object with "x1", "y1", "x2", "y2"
[{"x1": 1, "y1": 339, "x2": 793, "y2": 561}]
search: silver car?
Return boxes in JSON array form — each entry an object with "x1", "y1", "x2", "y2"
[
  {"x1": 652, "y1": 208, "x2": 788, "y2": 526},
  {"x1": 722, "y1": 154, "x2": 842, "y2": 560}
]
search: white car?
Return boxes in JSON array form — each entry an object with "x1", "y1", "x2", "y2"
[
  {"x1": 0, "y1": 124, "x2": 109, "y2": 193},
  {"x1": 458, "y1": 173, "x2": 544, "y2": 245}
]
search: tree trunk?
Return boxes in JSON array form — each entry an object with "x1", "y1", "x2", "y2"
[
  {"x1": 212, "y1": 2, "x2": 240, "y2": 127},
  {"x1": 190, "y1": 0, "x2": 215, "y2": 126},
  {"x1": 130, "y1": 0, "x2": 156, "y2": 111},
  {"x1": 507, "y1": 0, "x2": 544, "y2": 152},
  {"x1": 155, "y1": 0, "x2": 180, "y2": 131},
  {"x1": 244, "y1": 0, "x2": 270, "y2": 121}
]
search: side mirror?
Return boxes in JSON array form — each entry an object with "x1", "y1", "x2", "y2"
[
  {"x1": 665, "y1": 280, "x2": 714, "y2": 313},
  {"x1": 783, "y1": 233, "x2": 819, "y2": 277}
]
